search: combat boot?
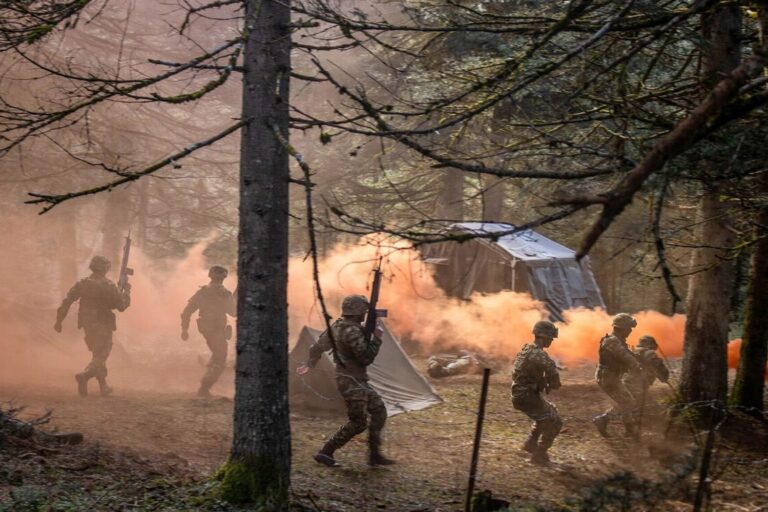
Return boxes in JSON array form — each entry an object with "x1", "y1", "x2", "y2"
[
  {"x1": 368, "y1": 451, "x2": 396, "y2": 466},
  {"x1": 592, "y1": 414, "x2": 610, "y2": 438},
  {"x1": 522, "y1": 435, "x2": 539, "y2": 454},
  {"x1": 314, "y1": 440, "x2": 340, "y2": 467},
  {"x1": 75, "y1": 373, "x2": 88, "y2": 397},
  {"x1": 530, "y1": 447, "x2": 551, "y2": 466},
  {"x1": 97, "y1": 379, "x2": 113, "y2": 397}
]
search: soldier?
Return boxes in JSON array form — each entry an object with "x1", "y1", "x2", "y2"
[
  {"x1": 54, "y1": 255, "x2": 131, "y2": 397},
  {"x1": 511, "y1": 320, "x2": 563, "y2": 465},
  {"x1": 180, "y1": 265, "x2": 236, "y2": 398},
  {"x1": 593, "y1": 313, "x2": 641, "y2": 438},
  {"x1": 623, "y1": 335, "x2": 670, "y2": 407},
  {"x1": 297, "y1": 294, "x2": 394, "y2": 468}
]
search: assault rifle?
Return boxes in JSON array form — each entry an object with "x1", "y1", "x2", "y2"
[
  {"x1": 363, "y1": 259, "x2": 388, "y2": 344},
  {"x1": 117, "y1": 232, "x2": 134, "y2": 293}
]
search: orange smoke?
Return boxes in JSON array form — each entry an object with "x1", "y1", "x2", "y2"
[{"x1": 287, "y1": 238, "x2": 687, "y2": 363}]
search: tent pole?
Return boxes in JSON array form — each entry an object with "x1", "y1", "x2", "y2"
[{"x1": 465, "y1": 368, "x2": 491, "y2": 512}]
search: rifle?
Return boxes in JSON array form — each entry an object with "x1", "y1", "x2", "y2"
[
  {"x1": 117, "y1": 232, "x2": 134, "y2": 293},
  {"x1": 362, "y1": 258, "x2": 388, "y2": 344}
]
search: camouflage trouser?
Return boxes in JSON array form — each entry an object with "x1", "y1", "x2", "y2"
[
  {"x1": 82, "y1": 325, "x2": 113, "y2": 381},
  {"x1": 325, "y1": 376, "x2": 387, "y2": 454},
  {"x1": 512, "y1": 392, "x2": 562, "y2": 450},
  {"x1": 200, "y1": 332, "x2": 228, "y2": 392},
  {"x1": 597, "y1": 369, "x2": 638, "y2": 429}
]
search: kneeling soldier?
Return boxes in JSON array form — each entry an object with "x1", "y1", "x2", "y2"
[
  {"x1": 298, "y1": 295, "x2": 394, "y2": 468},
  {"x1": 511, "y1": 320, "x2": 563, "y2": 465}
]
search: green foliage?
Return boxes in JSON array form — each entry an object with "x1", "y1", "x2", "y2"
[
  {"x1": 215, "y1": 457, "x2": 288, "y2": 510},
  {"x1": 25, "y1": 24, "x2": 54, "y2": 44}
]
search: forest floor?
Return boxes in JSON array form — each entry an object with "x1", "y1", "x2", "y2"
[{"x1": 1, "y1": 359, "x2": 767, "y2": 511}]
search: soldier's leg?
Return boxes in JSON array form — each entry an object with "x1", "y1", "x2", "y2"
[
  {"x1": 526, "y1": 397, "x2": 562, "y2": 465},
  {"x1": 199, "y1": 334, "x2": 228, "y2": 396},
  {"x1": 513, "y1": 394, "x2": 542, "y2": 452},
  {"x1": 366, "y1": 387, "x2": 394, "y2": 465},
  {"x1": 316, "y1": 377, "x2": 368, "y2": 465},
  {"x1": 537, "y1": 401, "x2": 563, "y2": 452},
  {"x1": 79, "y1": 328, "x2": 113, "y2": 396}
]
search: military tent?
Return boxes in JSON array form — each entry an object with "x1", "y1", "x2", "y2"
[
  {"x1": 289, "y1": 323, "x2": 442, "y2": 416},
  {"x1": 420, "y1": 222, "x2": 605, "y2": 321}
]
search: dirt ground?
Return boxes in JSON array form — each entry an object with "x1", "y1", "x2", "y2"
[{"x1": 2, "y1": 358, "x2": 767, "y2": 511}]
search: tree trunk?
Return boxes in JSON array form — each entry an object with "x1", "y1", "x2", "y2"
[
  {"x1": 136, "y1": 178, "x2": 149, "y2": 249},
  {"x1": 679, "y1": 5, "x2": 741, "y2": 417},
  {"x1": 481, "y1": 175, "x2": 505, "y2": 222},
  {"x1": 731, "y1": 175, "x2": 768, "y2": 414},
  {"x1": 435, "y1": 168, "x2": 464, "y2": 221},
  {"x1": 100, "y1": 189, "x2": 134, "y2": 265},
  {"x1": 57, "y1": 203, "x2": 78, "y2": 294},
  {"x1": 218, "y1": 0, "x2": 291, "y2": 507}
]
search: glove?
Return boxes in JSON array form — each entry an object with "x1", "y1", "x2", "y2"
[
  {"x1": 54, "y1": 322, "x2": 62, "y2": 333},
  {"x1": 123, "y1": 282, "x2": 132, "y2": 293},
  {"x1": 181, "y1": 330, "x2": 189, "y2": 341}
]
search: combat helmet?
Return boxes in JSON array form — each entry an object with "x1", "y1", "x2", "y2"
[
  {"x1": 341, "y1": 294, "x2": 369, "y2": 316},
  {"x1": 637, "y1": 335, "x2": 658, "y2": 349},
  {"x1": 209, "y1": 265, "x2": 228, "y2": 280},
  {"x1": 533, "y1": 320, "x2": 558, "y2": 338},
  {"x1": 89, "y1": 255, "x2": 111, "y2": 274},
  {"x1": 612, "y1": 313, "x2": 637, "y2": 329}
]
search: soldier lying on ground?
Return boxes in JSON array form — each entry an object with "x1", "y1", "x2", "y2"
[
  {"x1": 296, "y1": 294, "x2": 395, "y2": 468},
  {"x1": 427, "y1": 351, "x2": 486, "y2": 378}
]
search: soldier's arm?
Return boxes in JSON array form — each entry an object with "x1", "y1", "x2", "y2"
[
  {"x1": 606, "y1": 338, "x2": 641, "y2": 370},
  {"x1": 56, "y1": 281, "x2": 82, "y2": 324},
  {"x1": 307, "y1": 329, "x2": 333, "y2": 368},
  {"x1": 649, "y1": 352, "x2": 670, "y2": 382},
  {"x1": 180, "y1": 290, "x2": 202, "y2": 332},
  {"x1": 227, "y1": 289, "x2": 237, "y2": 318},
  {"x1": 115, "y1": 283, "x2": 131, "y2": 312},
  {"x1": 344, "y1": 324, "x2": 381, "y2": 366},
  {"x1": 543, "y1": 353, "x2": 561, "y2": 390}
]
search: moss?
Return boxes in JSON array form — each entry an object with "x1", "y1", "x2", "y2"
[
  {"x1": 26, "y1": 24, "x2": 54, "y2": 44},
  {"x1": 215, "y1": 456, "x2": 288, "y2": 509}
]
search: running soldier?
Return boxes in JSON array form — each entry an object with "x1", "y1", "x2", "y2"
[
  {"x1": 297, "y1": 294, "x2": 394, "y2": 468},
  {"x1": 54, "y1": 256, "x2": 131, "y2": 397},
  {"x1": 623, "y1": 335, "x2": 670, "y2": 408},
  {"x1": 593, "y1": 313, "x2": 641, "y2": 438},
  {"x1": 511, "y1": 320, "x2": 563, "y2": 465},
  {"x1": 180, "y1": 265, "x2": 236, "y2": 397}
]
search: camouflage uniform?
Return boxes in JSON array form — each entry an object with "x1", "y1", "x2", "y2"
[
  {"x1": 308, "y1": 296, "x2": 389, "y2": 465},
  {"x1": 511, "y1": 342, "x2": 563, "y2": 456},
  {"x1": 594, "y1": 316, "x2": 641, "y2": 436},
  {"x1": 181, "y1": 277, "x2": 236, "y2": 395},
  {"x1": 56, "y1": 257, "x2": 130, "y2": 395},
  {"x1": 623, "y1": 336, "x2": 670, "y2": 400}
]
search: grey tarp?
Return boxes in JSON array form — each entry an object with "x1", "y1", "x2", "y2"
[
  {"x1": 289, "y1": 323, "x2": 442, "y2": 416},
  {"x1": 420, "y1": 222, "x2": 605, "y2": 321}
]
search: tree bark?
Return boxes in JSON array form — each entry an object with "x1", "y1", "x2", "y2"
[
  {"x1": 731, "y1": 174, "x2": 768, "y2": 414},
  {"x1": 679, "y1": 5, "x2": 741, "y2": 417},
  {"x1": 435, "y1": 168, "x2": 464, "y2": 221},
  {"x1": 219, "y1": 0, "x2": 291, "y2": 507},
  {"x1": 57, "y1": 203, "x2": 78, "y2": 294},
  {"x1": 481, "y1": 175, "x2": 505, "y2": 222}
]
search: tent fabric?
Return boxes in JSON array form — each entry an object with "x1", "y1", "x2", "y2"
[
  {"x1": 289, "y1": 324, "x2": 443, "y2": 416},
  {"x1": 420, "y1": 222, "x2": 605, "y2": 321}
]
